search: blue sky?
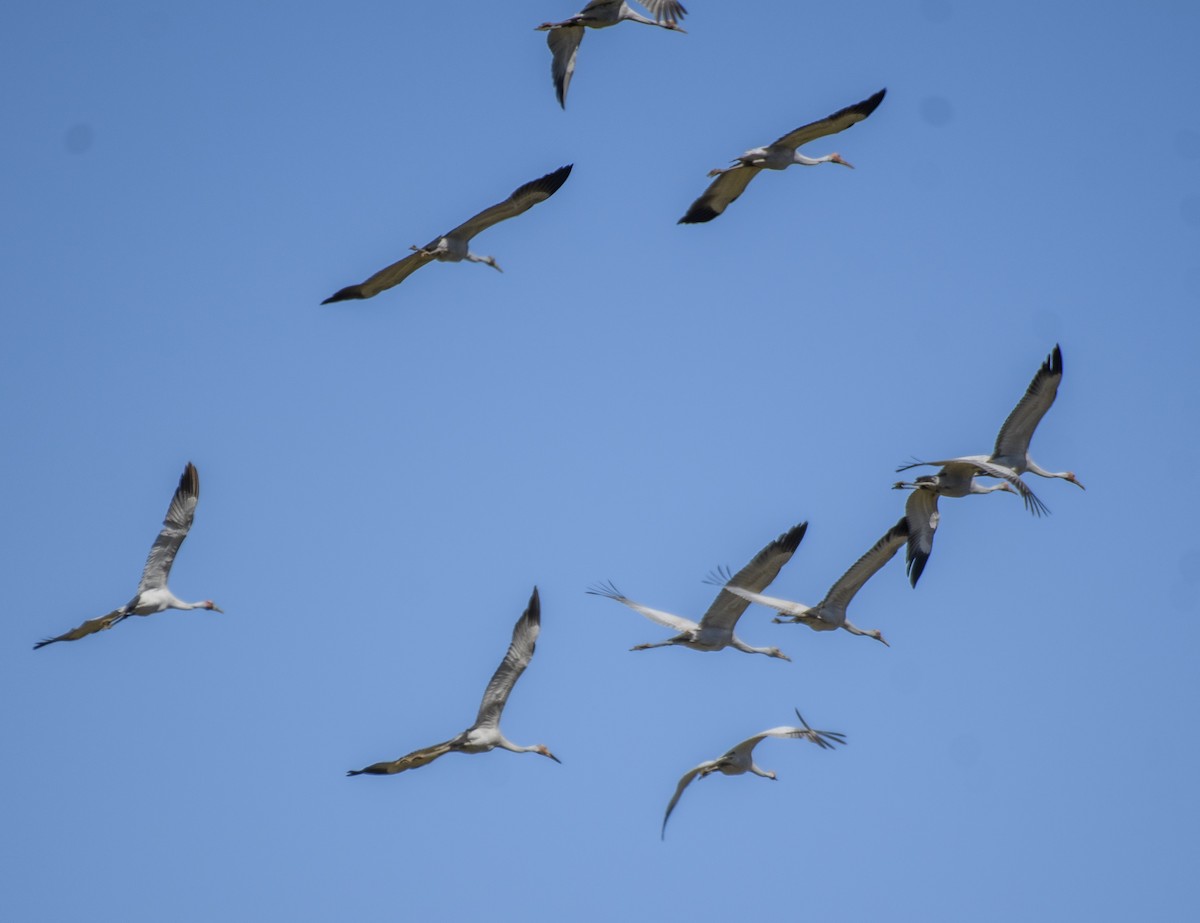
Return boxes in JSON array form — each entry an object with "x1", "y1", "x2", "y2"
[{"x1": 3, "y1": 1, "x2": 1198, "y2": 920}]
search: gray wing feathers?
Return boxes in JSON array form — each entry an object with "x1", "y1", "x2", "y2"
[
  {"x1": 642, "y1": 0, "x2": 688, "y2": 22},
  {"x1": 772, "y1": 88, "x2": 887, "y2": 151},
  {"x1": 33, "y1": 607, "x2": 128, "y2": 649},
  {"x1": 678, "y1": 165, "x2": 763, "y2": 223},
  {"x1": 547, "y1": 27, "x2": 583, "y2": 108},
  {"x1": 474, "y1": 587, "x2": 541, "y2": 730},
  {"x1": 823, "y1": 517, "x2": 907, "y2": 611},
  {"x1": 699, "y1": 522, "x2": 807, "y2": 631},
  {"x1": 352, "y1": 249, "x2": 436, "y2": 299},
  {"x1": 138, "y1": 462, "x2": 200, "y2": 593},
  {"x1": 586, "y1": 581, "x2": 699, "y2": 632},
  {"x1": 447, "y1": 165, "x2": 573, "y2": 242},
  {"x1": 662, "y1": 763, "x2": 708, "y2": 838},
  {"x1": 993, "y1": 344, "x2": 1063, "y2": 462},
  {"x1": 903, "y1": 489, "x2": 939, "y2": 588}
]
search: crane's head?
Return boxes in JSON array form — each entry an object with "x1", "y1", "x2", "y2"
[
  {"x1": 1066, "y1": 472, "x2": 1086, "y2": 490},
  {"x1": 536, "y1": 744, "x2": 561, "y2": 764},
  {"x1": 766, "y1": 647, "x2": 791, "y2": 662},
  {"x1": 828, "y1": 153, "x2": 855, "y2": 169},
  {"x1": 204, "y1": 600, "x2": 223, "y2": 613},
  {"x1": 664, "y1": 21, "x2": 687, "y2": 33},
  {"x1": 869, "y1": 629, "x2": 889, "y2": 647}
]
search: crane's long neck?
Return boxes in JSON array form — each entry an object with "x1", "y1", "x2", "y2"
[
  {"x1": 731, "y1": 638, "x2": 773, "y2": 656},
  {"x1": 841, "y1": 619, "x2": 888, "y2": 646},
  {"x1": 497, "y1": 737, "x2": 559, "y2": 762},
  {"x1": 749, "y1": 763, "x2": 776, "y2": 779},
  {"x1": 794, "y1": 152, "x2": 845, "y2": 166},
  {"x1": 1024, "y1": 458, "x2": 1084, "y2": 488}
]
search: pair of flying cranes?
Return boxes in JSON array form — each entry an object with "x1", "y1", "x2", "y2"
[{"x1": 34, "y1": 333, "x2": 1082, "y2": 836}]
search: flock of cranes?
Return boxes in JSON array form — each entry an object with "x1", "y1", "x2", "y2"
[{"x1": 32, "y1": 2, "x2": 1085, "y2": 838}]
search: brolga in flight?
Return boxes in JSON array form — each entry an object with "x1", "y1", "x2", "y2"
[
  {"x1": 322, "y1": 165, "x2": 572, "y2": 303},
  {"x1": 892, "y1": 467, "x2": 1017, "y2": 587},
  {"x1": 34, "y1": 462, "x2": 222, "y2": 650},
  {"x1": 535, "y1": 1, "x2": 687, "y2": 108},
  {"x1": 347, "y1": 587, "x2": 560, "y2": 776},
  {"x1": 897, "y1": 344, "x2": 1084, "y2": 503},
  {"x1": 587, "y1": 522, "x2": 807, "y2": 661},
  {"x1": 722, "y1": 519, "x2": 908, "y2": 646},
  {"x1": 661, "y1": 709, "x2": 845, "y2": 839},
  {"x1": 679, "y1": 88, "x2": 886, "y2": 223}
]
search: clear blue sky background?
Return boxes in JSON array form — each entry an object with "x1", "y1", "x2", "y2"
[{"x1": 4, "y1": 2, "x2": 1198, "y2": 920}]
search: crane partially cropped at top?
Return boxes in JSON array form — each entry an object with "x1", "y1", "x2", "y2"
[{"x1": 536, "y1": 1, "x2": 687, "y2": 108}]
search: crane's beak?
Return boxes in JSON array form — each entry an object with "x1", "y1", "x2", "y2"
[
  {"x1": 831, "y1": 154, "x2": 855, "y2": 169},
  {"x1": 541, "y1": 746, "x2": 562, "y2": 764},
  {"x1": 1070, "y1": 474, "x2": 1086, "y2": 490}
]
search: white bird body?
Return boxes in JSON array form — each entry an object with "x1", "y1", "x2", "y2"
[
  {"x1": 322, "y1": 165, "x2": 573, "y2": 303},
  {"x1": 679, "y1": 89, "x2": 886, "y2": 224},
  {"x1": 661, "y1": 709, "x2": 845, "y2": 838},
  {"x1": 536, "y1": 1, "x2": 687, "y2": 108},
  {"x1": 898, "y1": 344, "x2": 1084, "y2": 502},
  {"x1": 348, "y1": 587, "x2": 560, "y2": 776},
  {"x1": 588, "y1": 523, "x2": 807, "y2": 661},
  {"x1": 34, "y1": 462, "x2": 222, "y2": 650},
  {"x1": 892, "y1": 469, "x2": 1016, "y2": 587},
  {"x1": 724, "y1": 519, "x2": 908, "y2": 645}
]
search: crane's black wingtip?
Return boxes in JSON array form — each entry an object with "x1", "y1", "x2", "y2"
[
  {"x1": 33, "y1": 638, "x2": 55, "y2": 650},
  {"x1": 862, "y1": 88, "x2": 887, "y2": 114},
  {"x1": 346, "y1": 769, "x2": 363, "y2": 777},
  {"x1": 779, "y1": 521, "x2": 809, "y2": 553},
  {"x1": 678, "y1": 204, "x2": 719, "y2": 224},
  {"x1": 525, "y1": 586, "x2": 541, "y2": 624},
  {"x1": 180, "y1": 461, "x2": 199, "y2": 495},
  {"x1": 906, "y1": 554, "x2": 927, "y2": 588},
  {"x1": 321, "y1": 286, "x2": 365, "y2": 305},
  {"x1": 543, "y1": 164, "x2": 573, "y2": 192},
  {"x1": 1049, "y1": 343, "x2": 1063, "y2": 376}
]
